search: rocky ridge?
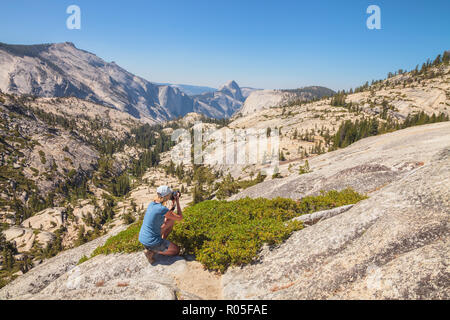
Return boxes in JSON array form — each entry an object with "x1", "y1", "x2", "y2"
[
  {"x1": 0, "y1": 42, "x2": 263, "y2": 121},
  {"x1": 238, "y1": 86, "x2": 336, "y2": 116},
  {"x1": 221, "y1": 63, "x2": 450, "y2": 174}
]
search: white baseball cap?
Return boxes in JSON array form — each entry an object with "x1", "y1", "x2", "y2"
[{"x1": 157, "y1": 185, "x2": 173, "y2": 197}]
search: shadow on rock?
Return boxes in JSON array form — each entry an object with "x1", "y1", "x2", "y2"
[{"x1": 151, "y1": 254, "x2": 186, "y2": 266}]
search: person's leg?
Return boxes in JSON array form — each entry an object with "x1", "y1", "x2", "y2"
[
  {"x1": 143, "y1": 240, "x2": 179, "y2": 265},
  {"x1": 144, "y1": 248, "x2": 155, "y2": 263},
  {"x1": 158, "y1": 241, "x2": 180, "y2": 256},
  {"x1": 161, "y1": 218, "x2": 175, "y2": 239}
]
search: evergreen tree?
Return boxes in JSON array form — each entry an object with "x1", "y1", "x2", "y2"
[
  {"x1": 443, "y1": 51, "x2": 450, "y2": 64},
  {"x1": 75, "y1": 225, "x2": 87, "y2": 246},
  {"x1": 299, "y1": 160, "x2": 310, "y2": 175}
]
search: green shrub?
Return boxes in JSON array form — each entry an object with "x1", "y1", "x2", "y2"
[
  {"x1": 122, "y1": 212, "x2": 136, "y2": 225},
  {"x1": 175, "y1": 199, "x2": 303, "y2": 272},
  {"x1": 67, "y1": 169, "x2": 77, "y2": 179},
  {"x1": 89, "y1": 188, "x2": 366, "y2": 273},
  {"x1": 298, "y1": 160, "x2": 310, "y2": 175},
  {"x1": 295, "y1": 188, "x2": 366, "y2": 213},
  {"x1": 0, "y1": 278, "x2": 7, "y2": 289},
  {"x1": 77, "y1": 255, "x2": 89, "y2": 265},
  {"x1": 171, "y1": 188, "x2": 366, "y2": 272},
  {"x1": 64, "y1": 157, "x2": 73, "y2": 165},
  {"x1": 215, "y1": 173, "x2": 266, "y2": 200},
  {"x1": 272, "y1": 172, "x2": 282, "y2": 179},
  {"x1": 30, "y1": 167, "x2": 39, "y2": 177},
  {"x1": 91, "y1": 223, "x2": 143, "y2": 257},
  {"x1": 38, "y1": 150, "x2": 46, "y2": 164}
]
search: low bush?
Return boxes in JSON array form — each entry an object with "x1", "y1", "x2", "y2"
[
  {"x1": 214, "y1": 173, "x2": 266, "y2": 200},
  {"x1": 77, "y1": 255, "x2": 89, "y2": 265},
  {"x1": 170, "y1": 198, "x2": 303, "y2": 272},
  {"x1": 38, "y1": 150, "x2": 46, "y2": 164},
  {"x1": 170, "y1": 188, "x2": 366, "y2": 272},
  {"x1": 91, "y1": 223, "x2": 142, "y2": 258},
  {"x1": 122, "y1": 212, "x2": 136, "y2": 225},
  {"x1": 0, "y1": 278, "x2": 6, "y2": 289},
  {"x1": 298, "y1": 160, "x2": 310, "y2": 175},
  {"x1": 88, "y1": 188, "x2": 367, "y2": 272}
]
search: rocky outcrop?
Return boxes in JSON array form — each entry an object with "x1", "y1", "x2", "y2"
[
  {"x1": 0, "y1": 99, "x2": 100, "y2": 201},
  {"x1": 0, "y1": 230, "x2": 218, "y2": 300},
  {"x1": 223, "y1": 123, "x2": 450, "y2": 299},
  {"x1": 0, "y1": 225, "x2": 127, "y2": 300},
  {"x1": 23, "y1": 253, "x2": 223, "y2": 300},
  {"x1": 238, "y1": 90, "x2": 292, "y2": 116},
  {"x1": 158, "y1": 83, "x2": 217, "y2": 96},
  {"x1": 26, "y1": 253, "x2": 186, "y2": 300},
  {"x1": 227, "y1": 64, "x2": 449, "y2": 166},
  {"x1": 238, "y1": 86, "x2": 335, "y2": 116},
  {"x1": 293, "y1": 204, "x2": 354, "y2": 227},
  {"x1": 3, "y1": 226, "x2": 55, "y2": 253},
  {"x1": 21, "y1": 208, "x2": 65, "y2": 231}
]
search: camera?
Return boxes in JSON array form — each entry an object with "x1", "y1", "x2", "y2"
[{"x1": 170, "y1": 191, "x2": 181, "y2": 200}]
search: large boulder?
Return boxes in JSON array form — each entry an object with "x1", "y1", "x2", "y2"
[{"x1": 3, "y1": 226, "x2": 55, "y2": 252}]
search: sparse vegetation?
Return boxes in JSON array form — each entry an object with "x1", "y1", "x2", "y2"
[
  {"x1": 38, "y1": 150, "x2": 46, "y2": 164},
  {"x1": 86, "y1": 188, "x2": 367, "y2": 272},
  {"x1": 214, "y1": 173, "x2": 266, "y2": 200},
  {"x1": 331, "y1": 111, "x2": 449, "y2": 150},
  {"x1": 77, "y1": 255, "x2": 89, "y2": 265},
  {"x1": 90, "y1": 223, "x2": 143, "y2": 257},
  {"x1": 298, "y1": 160, "x2": 310, "y2": 175}
]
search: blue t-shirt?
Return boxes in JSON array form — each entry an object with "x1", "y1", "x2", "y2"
[{"x1": 139, "y1": 202, "x2": 169, "y2": 247}]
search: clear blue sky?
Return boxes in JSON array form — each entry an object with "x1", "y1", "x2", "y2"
[{"x1": 0, "y1": 0, "x2": 449, "y2": 91}]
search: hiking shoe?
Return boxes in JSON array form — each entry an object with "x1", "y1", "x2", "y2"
[{"x1": 144, "y1": 249, "x2": 155, "y2": 264}]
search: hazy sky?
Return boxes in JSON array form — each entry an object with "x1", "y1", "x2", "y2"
[{"x1": 1, "y1": 0, "x2": 449, "y2": 91}]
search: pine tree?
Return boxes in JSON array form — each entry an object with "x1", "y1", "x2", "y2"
[
  {"x1": 299, "y1": 160, "x2": 310, "y2": 175},
  {"x1": 75, "y1": 225, "x2": 87, "y2": 246},
  {"x1": 433, "y1": 54, "x2": 442, "y2": 66},
  {"x1": 443, "y1": 51, "x2": 450, "y2": 64}
]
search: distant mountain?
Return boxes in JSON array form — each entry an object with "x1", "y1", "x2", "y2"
[
  {"x1": 191, "y1": 81, "x2": 261, "y2": 118},
  {"x1": 160, "y1": 81, "x2": 260, "y2": 118},
  {"x1": 156, "y1": 83, "x2": 217, "y2": 96},
  {"x1": 0, "y1": 42, "x2": 247, "y2": 121}
]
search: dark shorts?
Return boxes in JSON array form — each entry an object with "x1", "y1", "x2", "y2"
[{"x1": 144, "y1": 239, "x2": 171, "y2": 252}]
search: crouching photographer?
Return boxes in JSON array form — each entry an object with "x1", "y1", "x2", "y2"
[{"x1": 138, "y1": 185, "x2": 183, "y2": 264}]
